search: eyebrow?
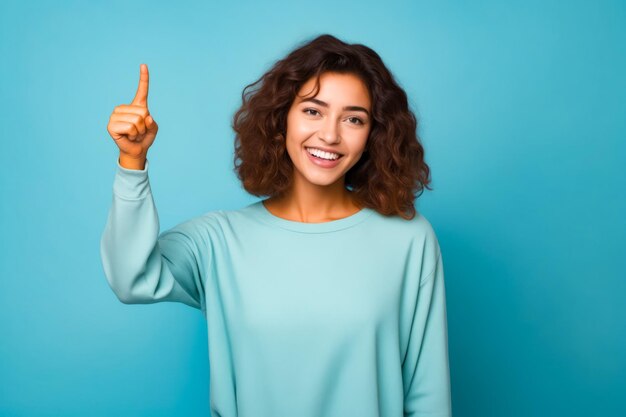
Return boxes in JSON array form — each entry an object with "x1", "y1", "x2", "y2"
[{"x1": 299, "y1": 97, "x2": 370, "y2": 117}]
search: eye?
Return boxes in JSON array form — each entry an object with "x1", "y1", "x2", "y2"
[
  {"x1": 303, "y1": 108, "x2": 320, "y2": 117},
  {"x1": 347, "y1": 116, "x2": 365, "y2": 125}
]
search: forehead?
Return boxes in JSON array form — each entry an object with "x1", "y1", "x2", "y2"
[{"x1": 296, "y1": 72, "x2": 371, "y2": 106}]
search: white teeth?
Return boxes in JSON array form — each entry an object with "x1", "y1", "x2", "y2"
[{"x1": 306, "y1": 147, "x2": 340, "y2": 160}]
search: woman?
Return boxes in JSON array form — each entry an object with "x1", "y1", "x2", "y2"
[{"x1": 101, "y1": 34, "x2": 451, "y2": 417}]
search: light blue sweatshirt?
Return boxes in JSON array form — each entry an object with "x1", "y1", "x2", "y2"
[{"x1": 100, "y1": 159, "x2": 452, "y2": 417}]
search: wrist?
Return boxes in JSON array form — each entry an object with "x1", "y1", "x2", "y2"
[{"x1": 119, "y1": 153, "x2": 147, "y2": 170}]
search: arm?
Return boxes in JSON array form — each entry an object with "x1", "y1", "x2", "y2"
[
  {"x1": 403, "y1": 248, "x2": 452, "y2": 417},
  {"x1": 99, "y1": 159, "x2": 207, "y2": 314}
]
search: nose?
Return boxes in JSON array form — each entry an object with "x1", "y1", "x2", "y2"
[{"x1": 318, "y1": 118, "x2": 340, "y2": 144}]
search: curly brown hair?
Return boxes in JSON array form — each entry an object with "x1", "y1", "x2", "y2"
[{"x1": 232, "y1": 33, "x2": 432, "y2": 220}]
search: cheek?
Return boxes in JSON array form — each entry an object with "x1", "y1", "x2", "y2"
[
  {"x1": 284, "y1": 129, "x2": 306, "y2": 158},
  {"x1": 286, "y1": 112, "x2": 315, "y2": 137},
  {"x1": 352, "y1": 134, "x2": 370, "y2": 154},
  {"x1": 289, "y1": 121, "x2": 315, "y2": 139}
]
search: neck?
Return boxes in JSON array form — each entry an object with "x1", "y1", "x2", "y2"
[{"x1": 266, "y1": 174, "x2": 360, "y2": 223}]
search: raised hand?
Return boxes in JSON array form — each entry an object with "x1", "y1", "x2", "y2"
[{"x1": 106, "y1": 64, "x2": 159, "y2": 169}]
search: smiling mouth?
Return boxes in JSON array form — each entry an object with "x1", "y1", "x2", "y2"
[{"x1": 304, "y1": 147, "x2": 344, "y2": 161}]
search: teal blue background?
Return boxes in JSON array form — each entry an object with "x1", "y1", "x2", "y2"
[{"x1": 1, "y1": 0, "x2": 624, "y2": 416}]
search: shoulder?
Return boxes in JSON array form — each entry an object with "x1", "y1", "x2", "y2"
[
  {"x1": 368, "y1": 208, "x2": 441, "y2": 274},
  {"x1": 159, "y1": 210, "x2": 226, "y2": 243},
  {"x1": 368, "y1": 207, "x2": 439, "y2": 245},
  {"x1": 178, "y1": 203, "x2": 267, "y2": 239},
  {"x1": 161, "y1": 201, "x2": 273, "y2": 244}
]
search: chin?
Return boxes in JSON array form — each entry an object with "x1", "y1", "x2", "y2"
[{"x1": 303, "y1": 171, "x2": 346, "y2": 187}]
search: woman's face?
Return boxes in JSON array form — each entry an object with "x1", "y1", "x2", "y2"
[{"x1": 284, "y1": 71, "x2": 372, "y2": 189}]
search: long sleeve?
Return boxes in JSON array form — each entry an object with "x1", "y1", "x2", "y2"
[
  {"x1": 99, "y1": 159, "x2": 207, "y2": 314},
  {"x1": 403, "y1": 248, "x2": 452, "y2": 417}
]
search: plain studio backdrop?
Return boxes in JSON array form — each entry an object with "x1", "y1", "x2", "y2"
[{"x1": 0, "y1": 0, "x2": 624, "y2": 416}]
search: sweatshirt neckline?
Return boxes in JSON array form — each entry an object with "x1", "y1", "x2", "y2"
[{"x1": 251, "y1": 200, "x2": 374, "y2": 233}]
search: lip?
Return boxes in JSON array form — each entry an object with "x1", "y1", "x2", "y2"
[
  {"x1": 305, "y1": 146, "x2": 344, "y2": 156},
  {"x1": 304, "y1": 147, "x2": 343, "y2": 168}
]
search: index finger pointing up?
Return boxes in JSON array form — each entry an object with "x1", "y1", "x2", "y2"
[{"x1": 131, "y1": 63, "x2": 149, "y2": 106}]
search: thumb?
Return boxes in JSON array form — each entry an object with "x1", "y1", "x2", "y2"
[{"x1": 146, "y1": 114, "x2": 157, "y2": 131}]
